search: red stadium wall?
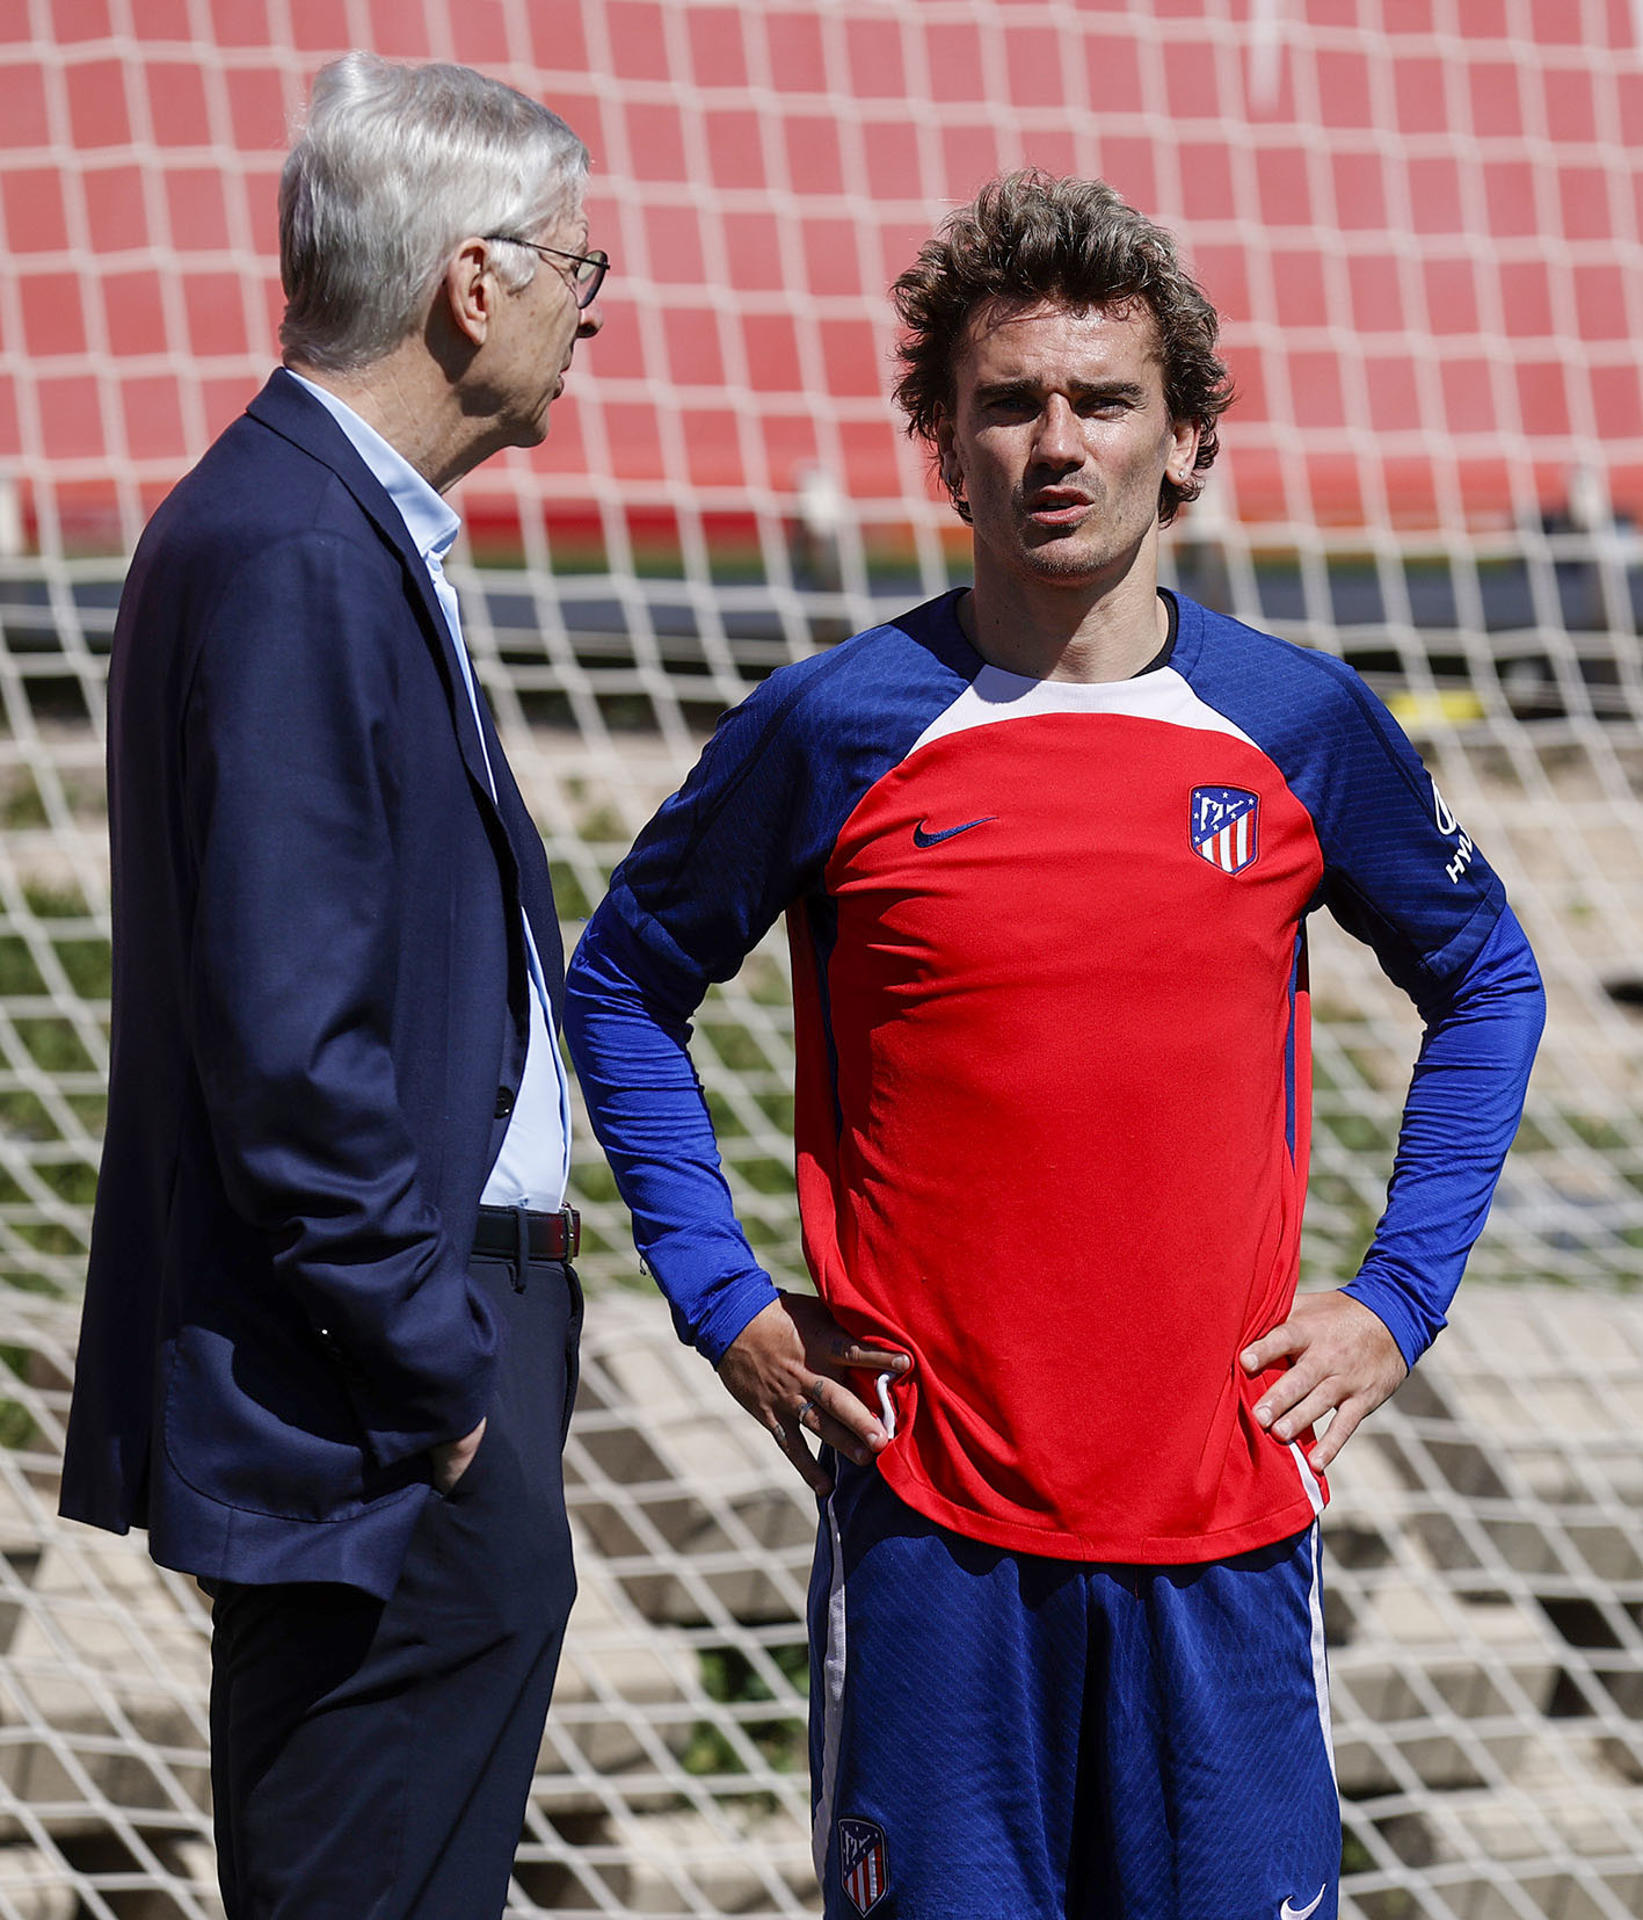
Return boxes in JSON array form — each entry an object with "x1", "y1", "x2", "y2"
[{"x1": 2, "y1": 0, "x2": 1641, "y2": 552}]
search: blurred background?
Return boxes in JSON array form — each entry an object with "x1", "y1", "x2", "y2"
[{"x1": 1, "y1": 3, "x2": 1642, "y2": 1915}]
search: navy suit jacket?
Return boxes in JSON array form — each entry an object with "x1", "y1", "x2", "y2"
[{"x1": 60, "y1": 371, "x2": 565, "y2": 1599}]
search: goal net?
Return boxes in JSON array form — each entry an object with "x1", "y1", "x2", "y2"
[{"x1": 1, "y1": 2, "x2": 1641, "y2": 1914}]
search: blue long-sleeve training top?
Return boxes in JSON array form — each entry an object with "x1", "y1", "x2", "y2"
[{"x1": 567, "y1": 589, "x2": 1544, "y2": 1563}]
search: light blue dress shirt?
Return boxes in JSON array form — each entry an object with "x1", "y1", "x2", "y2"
[{"x1": 289, "y1": 373, "x2": 571, "y2": 1211}]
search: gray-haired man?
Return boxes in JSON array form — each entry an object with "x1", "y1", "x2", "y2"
[{"x1": 61, "y1": 53, "x2": 603, "y2": 1916}]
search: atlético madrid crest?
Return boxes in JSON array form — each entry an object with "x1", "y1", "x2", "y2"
[
  {"x1": 1190, "y1": 785, "x2": 1260, "y2": 876},
  {"x1": 838, "y1": 1817, "x2": 890, "y2": 1916}
]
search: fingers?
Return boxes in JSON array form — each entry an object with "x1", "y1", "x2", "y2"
[
  {"x1": 1255, "y1": 1368, "x2": 1336, "y2": 1444},
  {"x1": 721, "y1": 1295, "x2": 912, "y2": 1483},
  {"x1": 826, "y1": 1335, "x2": 911, "y2": 1373},
  {"x1": 1306, "y1": 1400, "x2": 1366, "y2": 1473},
  {"x1": 1252, "y1": 1363, "x2": 1365, "y2": 1474},
  {"x1": 786, "y1": 1293, "x2": 909, "y2": 1376},
  {"x1": 770, "y1": 1296, "x2": 907, "y2": 1452},
  {"x1": 1256, "y1": 1372, "x2": 1367, "y2": 1469},
  {"x1": 430, "y1": 1415, "x2": 487, "y2": 1494},
  {"x1": 795, "y1": 1373, "x2": 887, "y2": 1466},
  {"x1": 769, "y1": 1412, "x2": 833, "y2": 1496},
  {"x1": 759, "y1": 1370, "x2": 897, "y2": 1496},
  {"x1": 1240, "y1": 1323, "x2": 1302, "y2": 1375},
  {"x1": 1244, "y1": 1292, "x2": 1408, "y2": 1468}
]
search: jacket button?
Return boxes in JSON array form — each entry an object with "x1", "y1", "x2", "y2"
[{"x1": 494, "y1": 1086, "x2": 515, "y2": 1118}]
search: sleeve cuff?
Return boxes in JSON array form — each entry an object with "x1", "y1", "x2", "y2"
[
  {"x1": 336, "y1": 1278, "x2": 502, "y2": 1469},
  {"x1": 695, "y1": 1274, "x2": 783, "y2": 1367},
  {"x1": 1341, "y1": 1275, "x2": 1440, "y2": 1372},
  {"x1": 356, "y1": 1363, "x2": 497, "y2": 1470}
]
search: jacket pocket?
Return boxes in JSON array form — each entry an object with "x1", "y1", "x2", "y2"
[{"x1": 162, "y1": 1320, "x2": 422, "y2": 1522}]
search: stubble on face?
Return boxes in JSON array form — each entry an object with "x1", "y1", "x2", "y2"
[{"x1": 940, "y1": 299, "x2": 1189, "y2": 597}]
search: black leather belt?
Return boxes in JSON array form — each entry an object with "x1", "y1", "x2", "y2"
[{"x1": 472, "y1": 1204, "x2": 580, "y2": 1262}]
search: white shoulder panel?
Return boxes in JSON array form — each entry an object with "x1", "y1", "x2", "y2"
[{"x1": 909, "y1": 665, "x2": 1260, "y2": 758}]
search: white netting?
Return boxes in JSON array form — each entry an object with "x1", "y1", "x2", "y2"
[
  {"x1": 2, "y1": 1, "x2": 1643, "y2": 1912},
  {"x1": 5, "y1": 1287, "x2": 1643, "y2": 1918}
]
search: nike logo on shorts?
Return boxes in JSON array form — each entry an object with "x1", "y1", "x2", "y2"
[{"x1": 912, "y1": 815, "x2": 995, "y2": 848}]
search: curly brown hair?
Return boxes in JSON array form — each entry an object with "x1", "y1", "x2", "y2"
[{"x1": 891, "y1": 172, "x2": 1233, "y2": 527}]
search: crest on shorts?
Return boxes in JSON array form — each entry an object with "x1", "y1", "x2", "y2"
[
  {"x1": 1190, "y1": 785, "x2": 1260, "y2": 876},
  {"x1": 838, "y1": 1817, "x2": 890, "y2": 1916}
]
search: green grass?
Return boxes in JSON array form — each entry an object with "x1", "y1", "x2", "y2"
[
  {"x1": 682, "y1": 1640, "x2": 809, "y2": 1782},
  {"x1": 0, "y1": 1091, "x2": 58, "y2": 1142},
  {"x1": 0, "y1": 779, "x2": 46, "y2": 830},
  {"x1": 14, "y1": 1018, "x2": 94, "y2": 1074},
  {"x1": 0, "y1": 1345, "x2": 37, "y2": 1451},
  {"x1": 0, "y1": 941, "x2": 47, "y2": 998},
  {"x1": 548, "y1": 860, "x2": 593, "y2": 920}
]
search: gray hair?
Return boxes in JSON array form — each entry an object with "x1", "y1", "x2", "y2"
[{"x1": 279, "y1": 53, "x2": 589, "y2": 372}]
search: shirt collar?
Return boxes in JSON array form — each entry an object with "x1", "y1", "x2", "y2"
[{"x1": 286, "y1": 369, "x2": 460, "y2": 567}]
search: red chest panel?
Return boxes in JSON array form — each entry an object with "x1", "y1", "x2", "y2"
[{"x1": 791, "y1": 703, "x2": 1329, "y2": 1562}]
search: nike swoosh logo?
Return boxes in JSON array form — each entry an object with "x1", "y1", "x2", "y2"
[
  {"x1": 912, "y1": 815, "x2": 996, "y2": 848},
  {"x1": 1280, "y1": 1889, "x2": 1326, "y2": 1920}
]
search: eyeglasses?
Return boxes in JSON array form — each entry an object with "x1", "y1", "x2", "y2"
[{"x1": 482, "y1": 234, "x2": 610, "y2": 309}]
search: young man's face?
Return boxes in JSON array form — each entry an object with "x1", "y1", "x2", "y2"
[{"x1": 935, "y1": 299, "x2": 1200, "y2": 597}]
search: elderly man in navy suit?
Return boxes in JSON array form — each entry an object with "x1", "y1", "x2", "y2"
[{"x1": 59, "y1": 52, "x2": 604, "y2": 1918}]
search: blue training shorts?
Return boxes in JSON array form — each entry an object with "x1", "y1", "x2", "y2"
[{"x1": 808, "y1": 1461, "x2": 1340, "y2": 1920}]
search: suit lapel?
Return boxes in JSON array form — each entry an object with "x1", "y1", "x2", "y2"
[
  {"x1": 244, "y1": 371, "x2": 566, "y2": 1019},
  {"x1": 245, "y1": 371, "x2": 499, "y2": 811},
  {"x1": 472, "y1": 694, "x2": 566, "y2": 1020}
]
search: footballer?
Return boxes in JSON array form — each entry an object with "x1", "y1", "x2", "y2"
[{"x1": 565, "y1": 174, "x2": 1543, "y2": 1920}]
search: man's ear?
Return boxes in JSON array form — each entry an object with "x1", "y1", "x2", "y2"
[
  {"x1": 1168, "y1": 416, "x2": 1202, "y2": 486},
  {"x1": 933, "y1": 412, "x2": 964, "y2": 499},
  {"x1": 441, "y1": 238, "x2": 495, "y2": 349}
]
